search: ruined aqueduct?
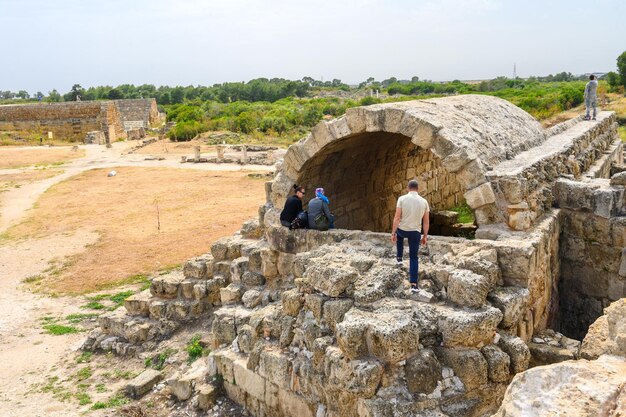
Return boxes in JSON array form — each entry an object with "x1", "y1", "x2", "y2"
[{"x1": 85, "y1": 95, "x2": 625, "y2": 417}]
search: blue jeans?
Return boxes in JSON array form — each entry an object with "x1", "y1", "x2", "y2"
[{"x1": 396, "y1": 228, "x2": 421, "y2": 285}]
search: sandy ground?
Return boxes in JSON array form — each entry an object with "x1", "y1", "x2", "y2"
[{"x1": 0, "y1": 139, "x2": 274, "y2": 415}]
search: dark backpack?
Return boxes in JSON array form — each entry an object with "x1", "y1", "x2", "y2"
[{"x1": 290, "y1": 211, "x2": 308, "y2": 230}]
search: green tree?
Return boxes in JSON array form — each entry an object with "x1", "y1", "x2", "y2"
[
  {"x1": 606, "y1": 71, "x2": 620, "y2": 92},
  {"x1": 107, "y1": 88, "x2": 123, "y2": 99},
  {"x1": 16, "y1": 90, "x2": 30, "y2": 99},
  {"x1": 617, "y1": 50, "x2": 626, "y2": 90},
  {"x1": 68, "y1": 84, "x2": 84, "y2": 101},
  {"x1": 47, "y1": 89, "x2": 62, "y2": 102}
]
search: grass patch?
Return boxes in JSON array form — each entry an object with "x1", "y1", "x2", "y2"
[
  {"x1": 619, "y1": 126, "x2": 626, "y2": 142},
  {"x1": 66, "y1": 313, "x2": 98, "y2": 324},
  {"x1": 43, "y1": 323, "x2": 81, "y2": 335},
  {"x1": 82, "y1": 301, "x2": 106, "y2": 310},
  {"x1": 186, "y1": 334, "x2": 208, "y2": 364},
  {"x1": 145, "y1": 348, "x2": 177, "y2": 370},
  {"x1": 113, "y1": 369, "x2": 136, "y2": 380},
  {"x1": 450, "y1": 203, "x2": 475, "y2": 224},
  {"x1": 76, "y1": 351, "x2": 93, "y2": 363},
  {"x1": 109, "y1": 290, "x2": 134, "y2": 308},
  {"x1": 74, "y1": 366, "x2": 93, "y2": 381},
  {"x1": 90, "y1": 392, "x2": 130, "y2": 410},
  {"x1": 75, "y1": 391, "x2": 92, "y2": 405}
]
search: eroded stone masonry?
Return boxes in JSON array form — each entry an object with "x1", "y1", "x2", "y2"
[
  {"x1": 0, "y1": 98, "x2": 163, "y2": 142},
  {"x1": 84, "y1": 95, "x2": 626, "y2": 416}
]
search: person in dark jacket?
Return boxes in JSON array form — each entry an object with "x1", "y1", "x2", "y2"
[
  {"x1": 308, "y1": 187, "x2": 334, "y2": 230},
  {"x1": 280, "y1": 184, "x2": 305, "y2": 227}
]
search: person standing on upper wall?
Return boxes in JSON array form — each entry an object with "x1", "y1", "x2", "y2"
[
  {"x1": 584, "y1": 74, "x2": 598, "y2": 121},
  {"x1": 391, "y1": 179, "x2": 429, "y2": 292}
]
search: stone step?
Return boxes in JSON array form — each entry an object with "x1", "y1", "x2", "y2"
[
  {"x1": 97, "y1": 308, "x2": 177, "y2": 344},
  {"x1": 183, "y1": 253, "x2": 214, "y2": 280},
  {"x1": 124, "y1": 289, "x2": 152, "y2": 316},
  {"x1": 150, "y1": 270, "x2": 186, "y2": 299}
]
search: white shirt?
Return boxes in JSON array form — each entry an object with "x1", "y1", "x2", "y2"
[{"x1": 397, "y1": 191, "x2": 429, "y2": 232}]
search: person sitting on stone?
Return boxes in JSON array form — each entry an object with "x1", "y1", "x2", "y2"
[
  {"x1": 280, "y1": 184, "x2": 305, "y2": 227},
  {"x1": 308, "y1": 187, "x2": 334, "y2": 230}
]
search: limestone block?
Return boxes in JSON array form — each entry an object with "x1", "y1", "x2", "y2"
[
  {"x1": 241, "y1": 271, "x2": 265, "y2": 287},
  {"x1": 336, "y1": 308, "x2": 420, "y2": 364},
  {"x1": 124, "y1": 290, "x2": 151, "y2": 316},
  {"x1": 447, "y1": 270, "x2": 492, "y2": 308},
  {"x1": 277, "y1": 387, "x2": 315, "y2": 417},
  {"x1": 277, "y1": 252, "x2": 295, "y2": 277},
  {"x1": 492, "y1": 355, "x2": 626, "y2": 417},
  {"x1": 325, "y1": 348, "x2": 384, "y2": 398},
  {"x1": 441, "y1": 148, "x2": 477, "y2": 173},
  {"x1": 260, "y1": 248, "x2": 279, "y2": 278},
  {"x1": 487, "y1": 287, "x2": 530, "y2": 328},
  {"x1": 150, "y1": 272, "x2": 184, "y2": 299},
  {"x1": 281, "y1": 288, "x2": 304, "y2": 317},
  {"x1": 481, "y1": 345, "x2": 510, "y2": 383},
  {"x1": 211, "y1": 237, "x2": 231, "y2": 261},
  {"x1": 305, "y1": 293, "x2": 327, "y2": 320},
  {"x1": 364, "y1": 107, "x2": 384, "y2": 132},
  {"x1": 383, "y1": 107, "x2": 405, "y2": 133},
  {"x1": 259, "y1": 349, "x2": 292, "y2": 390},
  {"x1": 593, "y1": 187, "x2": 620, "y2": 218},
  {"x1": 439, "y1": 306, "x2": 502, "y2": 347},
  {"x1": 242, "y1": 289, "x2": 263, "y2": 309},
  {"x1": 236, "y1": 324, "x2": 257, "y2": 353},
  {"x1": 327, "y1": 116, "x2": 352, "y2": 140},
  {"x1": 230, "y1": 256, "x2": 248, "y2": 283},
  {"x1": 497, "y1": 177, "x2": 526, "y2": 205},
  {"x1": 455, "y1": 159, "x2": 488, "y2": 191},
  {"x1": 610, "y1": 171, "x2": 626, "y2": 186},
  {"x1": 507, "y1": 204, "x2": 535, "y2": 231},
  {"x1": 220, "y1": 284, "x2": 243, "y2": 305},
  {"x1": 265, "y1": 226, "x2": 308, "y2": 254},
  {"x1": 168, "y1": 374, "x2": 194, "y2": 401},
  {"x1": 497, "y1": 332, "x2": 530, "y2": 374},
  {"x1": 436, "y1": 347, "x2": 488, "y2": 390},
  {"x1": 196, "y1": 383, "x2": 217, "y2": 411},
  {"x1": 304, "y1": 263, "x2": 358, "y2": 297},
  {"x1": 125, "y1": 369, "x2": 162, "y2": 399},
  {"x1": 345, "y1": 107, "x2": 367, "y2": 134},
  {"x1": 179, "y1": 279, "x2": 195, "y2": 299},
  {"x1": 241, "y1": 219, "x2": 263, "y2": 239},
  {"x1": 322, "y1": 299, "x2": 354, "y2": 330},
  {"x1": 213, "y1": 261, "x2": 232, "y2": 280},
  {"x1": 183, "y1": 254, "x2": 213, "y2": 280},
  {"x1": 464, "y1": 183, "x2": 496, "y2": 209},
  {"x1": 528, "y1": 342, "x2": 577, "y2": 366},
  {"x1": 553, "y1": 179, "x2": 599, "y2": 211},
  {"x1": 233, "y1": 357, "x2": 266, "y2": 401},
  {"x1": 405, "y1": 348, "x2": 442, "y2": 394},
  {"x1": 206, "y1": 276, "x2": 227, "y2": 303}
]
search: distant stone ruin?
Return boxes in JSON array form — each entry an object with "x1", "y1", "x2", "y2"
[
  {"x1": 83, "y1": 95, "x2": 626, "y2": 417},
  {"x1": 0, "y1": 98, "x2": 163, "y2": 143}
]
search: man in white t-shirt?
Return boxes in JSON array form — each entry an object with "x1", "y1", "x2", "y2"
[{"x1": 391, "y1": 179, "x2": 429, "y2": 291}]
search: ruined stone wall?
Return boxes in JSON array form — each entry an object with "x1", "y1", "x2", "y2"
[
  {"x1": 553, "y1": 178, "x2": 626, "y2": 340},
  {"x1": 297, "y1": 132, "x2": 464, "y2": 232},
  {"x1": 114, "y1": 98, "x2": 162, "y2": 130},
  {"x1": 0, "y1": 101, "x2": 126, "y2": 142}
]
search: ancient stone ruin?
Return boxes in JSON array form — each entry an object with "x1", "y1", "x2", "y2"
[
  {"x1": 0, "y1": 98, "x2": 163, "y2": 143},
  {"x1": 83, "y1": 95, "x2": 626, "y2": 416}
]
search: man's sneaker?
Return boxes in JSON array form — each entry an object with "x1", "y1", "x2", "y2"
[
  {"x1": 583, "y1": 115, "x2": 590, "y2": 121},
  {"x1": 396, "y1": 258, "x2": 403, "y2": 267},
  {"x1": 410, "y1": 286, "x2": 419, "y2": 293},
  {"x1": 592, "y1": 117, "x2": 596, "y2": 120}
]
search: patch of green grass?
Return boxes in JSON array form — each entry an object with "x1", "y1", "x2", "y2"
[
  {"x1": 75, "y1": 391, "x2": 92, "y2": 405},
  {"x1": 145, "y1": 348, "x2": 177, "y2": 370},
  {"x1": 87, "y1": 293, "x2": 112, "y2": 301},
  {"x1": 113, "y1": 369, "x2": 136, "y2": 380},
  {"x1": 76, "y1": 352, "x2": 93, "y2": 364},
  {"x1": 65, "y1": 313, "x2": 98, "y2": 324},
  {"x1": 90, "y1": 393, "x2": 130, "y2": 410},
  {"x1": 82, "y1": 301, "x2": 106, "y2": 310},
  {"x1": 450, "y1": 202, "x2": 475, "y2": 224},
  {"x1": 109, "y1": 290, "x2": 134, "y2": 307},
  {"x1": 186, "y1": 334, "x2": 208, "y2": 364},
  {"x1": 74, "y1": 366, "x2": 93, "y2": 381},
  {"x1": 43, "y1": 323, "x2": 81, "y2": 335},
  {"x1": 95, "y1": 383, "x2": 107, "y2": 393},
  {"x1": 619, "y1": 126, "x2": 626, "y2": 142}
]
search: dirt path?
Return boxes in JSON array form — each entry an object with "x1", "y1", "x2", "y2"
[
  {"x1": 0, "y1": 140, "x2": 273, "y2": 233},
  {"x1": 0, "y1": 140, "x2": 275, "y2": 415}
]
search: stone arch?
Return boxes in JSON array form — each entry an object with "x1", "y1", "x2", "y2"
[{"x1": 268, "y1": 95, "x2": 545, "y2": 232}]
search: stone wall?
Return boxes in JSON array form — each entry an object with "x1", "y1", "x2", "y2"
[
  {"x1": 553, "y1": 178, "x2": 626, "y2": 339},
  {"x1": 297, "y1": 132, "x2": 464, "y2": 232},
  {"x1": 0, "y1": 98, "x2": 162, "y2": 142},
  {"x1": 0, "y1": 101, "x2": 126, "y2": 142},
  {"x1": 114, "y1": 99, "x2": 163, "y2": 130}
]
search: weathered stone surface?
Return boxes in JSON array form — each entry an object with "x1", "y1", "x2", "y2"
[
  {"x1": 481, "y1": 344, "x2": 511, "y2": 383},
  {"x1": 464, "y1": 182, "x2": 496, "y2": 209},
  {"x1": 183, "y1": 254, "x2": 213, "y2": 280},
  {"x1": 196, "y1": 384, "x2": 217, "y2": 410},
  {"x1": 242, "y1": 289, "x2": 263, "y2": 309},
  {"x1": 436, "y1": 347, "x2": 488, "y2": 390},
  {"x1": 447, "y1": 270, "x2": 492, "y2": 308},
  {"x1": 304, "y1": 263, "x2": 358, "y2": 297},
  {"x1": 497, "y1": 332, "x2": 531, "y2": 374},
  {"x1": 580, "y1": 298, "x2": 626, "y2": 359},
  {"x1": 281, "y1": 288, "x2": 304, "y2": 317},
  {"x1": 322, "y1": 299, "x2": 353, "y2": 330},
  {"x1": 324, "y1": 346, "x2": 383, "y2": 398},
  {"x1": 220, "y1": 284, "x2": 244, "y2": 305},
  {"x1": 125, "y1": 369, "x2": 161, "y2": 399},
  {"x1": 487, "y1": 287, "x2": 529, "y2": 328},
  {"x1": 439, "y1": 306, "x2": 502, "y2": 347},
  {"x1": 493, "y1": 355, "x2": 626, "y2": 417},
  {"x1": 124, "y1": 290, "x2": 151, "y2": 316},
  {"x1": 405, "y1": 348, "x2": 442, "y2": 394},
  {"x1": 336, "y1": 307, "x2": 420, "y2": 364}
]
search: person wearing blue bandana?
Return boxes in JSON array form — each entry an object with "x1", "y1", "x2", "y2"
[{"x1": 308, "y1": 187, "x2": 334, "y2": 230}]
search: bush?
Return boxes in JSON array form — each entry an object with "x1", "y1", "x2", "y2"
[{"x1": 167, "y1": 121, "x2": 207, "y2": 141}]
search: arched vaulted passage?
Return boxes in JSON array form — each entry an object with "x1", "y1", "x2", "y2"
[{"x1": 269, "y1": 95, "x2": 546, "y2": 233}]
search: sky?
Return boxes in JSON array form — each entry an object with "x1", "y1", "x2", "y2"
[{"x1": 1, "y1": 0, "x2": 625, "y2": 93}]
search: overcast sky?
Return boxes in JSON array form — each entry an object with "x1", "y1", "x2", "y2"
[{"x1": 1, "y1": 0, "x2": 625, "y2": 93}]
